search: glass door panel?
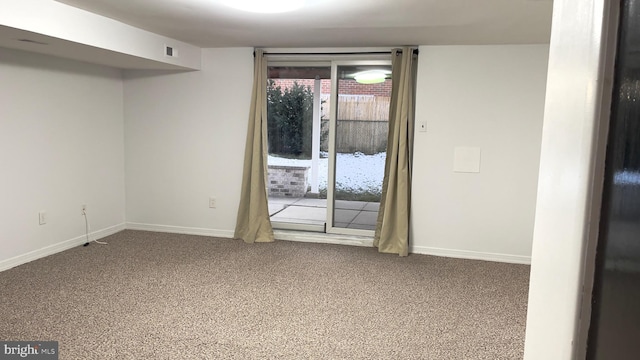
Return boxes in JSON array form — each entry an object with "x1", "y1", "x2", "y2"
[
  {"x1": 327, "y1": 62, "x2": 392, "y2": 234},
  {"x1": 266, "y1": 65, "x2": 331, "y2": 232}
]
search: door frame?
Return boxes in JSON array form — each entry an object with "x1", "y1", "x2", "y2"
[
  {"x1": 522, "y1": 0, "x2": 621, "y2": 358},
  {"x1": 265, "y1": 53, "x2": 392, "y2": 237},
  {"x1": 326, "y1": 59, "x2": 392, "y2": 237},
  {"x1": 266, "y1": 60, "x2": 331, "y2": 234}
]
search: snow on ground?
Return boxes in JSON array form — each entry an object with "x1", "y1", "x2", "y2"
[{"x1": 268, "y1": 152, "x2": 386, "y2": 192}]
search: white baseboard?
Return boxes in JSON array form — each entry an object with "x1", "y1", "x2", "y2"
[
  {"x1": 410, "y1": 245, "x2": 531, "y2": 265},
  {"x1": 0, "y1": 223, "x2": 126, "y2": 272},
  {"x1": 1, "y1": 221, "x2": 529, "y2": 272},
  {"x1": 126, "y1": 222, "x2": 235, "y2": 239},
  {"x1": 274, "y1": 231, "x2": 529, "y2": 264}
]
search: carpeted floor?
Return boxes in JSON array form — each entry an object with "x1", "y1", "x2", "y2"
[{"x1": 0, "y1": 230, "x2": 530, "y2": 359}]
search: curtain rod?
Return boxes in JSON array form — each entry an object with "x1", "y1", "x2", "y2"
[{"x1": 255, "y1": 49, "x2": 419, "y2": 57}]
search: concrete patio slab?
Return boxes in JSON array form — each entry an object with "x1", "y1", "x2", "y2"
[
  {"x1": 363, "y1": 202, "x2": 380, "y2": 211},
  {"x1": 271, "y1": 205, "x2": 326, "y2": 223},
  {"x1": 293, "y1": 198, "x2": 327, "y2": 207},
  {"x1": 334, "y1": 209, "x2": 359, "y2": 223},
  {"x1": 268, "y1": 197, "x2": 380, "y2": 230},
  {"x1": 268, "y1": 197, "x2": 299, "y2": 205},
  {"x1": 268, "y1": 204, "x2": 287, "y2": 216},
  {"x1": 335, "y1": 200, "x2": 366, "y2": 210},
  {"x1": 271, "y1": 218, "x2": 326, "y2": 226},
  {"x1": 352, "y1": 211, "x2": 378, "y2": 225}
]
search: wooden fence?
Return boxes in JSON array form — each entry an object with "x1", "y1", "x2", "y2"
[
  {"x1": 322, "y1": 95, "x2": 390, "y2": 121},
  {"x1": 321, "y1": 120, "x2": 388, "y2": 154},
  {"x1": 320, "y1": 96, "x2": 390, "y2": 154}
]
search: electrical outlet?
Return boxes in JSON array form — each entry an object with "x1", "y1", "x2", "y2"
[
  {"x1": 81, "y1": 204, "x2": 87, "y2": 215},
  {"x1": 209, "y1": 197, "x2": 216, "y2": 208},
  {"x1": 39, "y1": 211, "x2": 47, "y2": 225}
]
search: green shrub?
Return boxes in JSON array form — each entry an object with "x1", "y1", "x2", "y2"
[{"x1": 267, "y1": 80, "x2": 314, "y2": 158}]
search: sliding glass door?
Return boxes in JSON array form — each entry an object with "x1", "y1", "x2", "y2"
[
  {"x1": 266, "y1": 58, "x2": 392, "y2": 236},
  {"x1": 266, "y1": 64, "x2": 331, "y2": 232},
  {"x1": 327, "y1": 61, "x2": 392, "y2": 235}
]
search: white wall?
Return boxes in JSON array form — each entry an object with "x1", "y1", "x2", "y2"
[
  {"x1": 0, "y1": 47, "x2": 126, "y2": 270},
  {"x1": 411, "y1": 45, "x2": 549, "y2": 263},
  {"x1": 124, "y1": 48, "x2": 254, "y2": 236},
  {"x1": 123, "y1": 45, "x2": 548, "y2": 263}
]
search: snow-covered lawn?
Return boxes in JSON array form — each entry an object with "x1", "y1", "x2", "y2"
[{"x1": 268, "y1": 152, "x2": 386, "y2": 192}]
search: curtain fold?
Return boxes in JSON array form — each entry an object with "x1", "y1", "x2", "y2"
[
  {"x1": 374, "y1": 47, "x2": 418, "y2": 256},
  {"x1": 234, "y1": 49, "x2": 275, "y2": 243}
]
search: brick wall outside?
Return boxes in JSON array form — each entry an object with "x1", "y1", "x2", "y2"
[
  {"x1": 268, "y1": 165, "x2": 309, "y2": 197},
  {"x1": 337, "y1": 79, "x2": 392, "y2": 97},
  {"x1": 271, "y1": 78, "x2": 391, "y2": 97}
]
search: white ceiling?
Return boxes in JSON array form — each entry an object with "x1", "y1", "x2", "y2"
[{"x1": 54, "y1": 0, "x2": 554, "y2": 48}]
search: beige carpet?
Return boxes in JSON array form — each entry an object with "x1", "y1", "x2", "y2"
[{"x1": 0, "y1": 230, "x2": 530, "y2": 359}]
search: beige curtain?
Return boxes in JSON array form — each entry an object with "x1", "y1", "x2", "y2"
[
  {"x1": 234, "y1": 49, "x2": 275, "y2": 243},
  {"x1": 374, "y1": 47, "x2": 418, "y2": 256}
]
